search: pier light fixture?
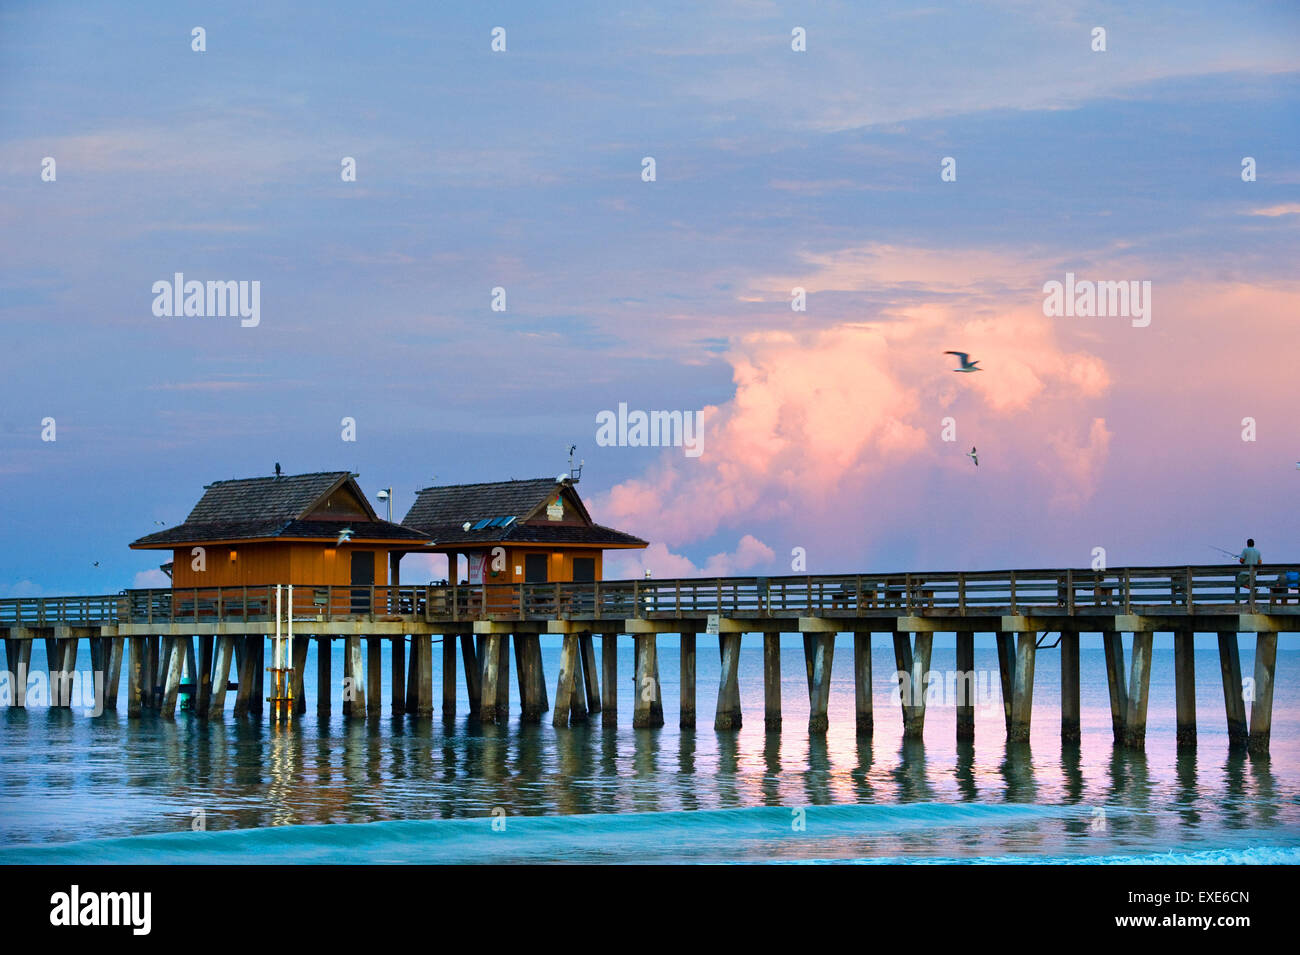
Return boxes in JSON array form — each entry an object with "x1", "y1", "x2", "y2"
[
  {"x1": 376, "y1": 487, "x2": 393, "y2": 522},
  {"x1": 229, "y1": 549, "x2": 237, "y2": 562}
]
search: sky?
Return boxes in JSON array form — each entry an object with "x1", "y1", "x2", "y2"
[{"x1": 1, "y1": 0, "x2": 1297, "y2": 594}]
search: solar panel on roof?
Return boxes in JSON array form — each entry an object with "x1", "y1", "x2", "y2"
[{"x1": 471, "y1": 518, "x2": 491, "y2": 530}]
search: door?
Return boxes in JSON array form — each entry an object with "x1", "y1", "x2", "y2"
[
  {"x1": 351, "y1": 551, "x2": 374, "y2": 614},
  {"x1": 572, "y1": 557, "x2": 596, "y2": 612}
]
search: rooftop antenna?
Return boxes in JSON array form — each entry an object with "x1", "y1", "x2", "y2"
[{"x1": 568, "y1": 444, "x2": 584, "y2": 483}]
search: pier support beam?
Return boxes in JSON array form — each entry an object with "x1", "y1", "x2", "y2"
[
  {"x1": 679, "y1": 632, "x2": 695, "y2": 729},
  {"x1": 413, "y1": 634, "x2": 432, "y2": 717},
  {"x1": 479, "y1": 633, "x2": 504, "y2": 725},
  {"x1": 1101, "y1": 630, "x2": 1127, "y2": 745},
  {"x1": 579, "y1": 633, "x2": 600, "y2": 716},
  {"x1": 806, "y1": 633, "x2": 835, "y2": 734},
  {"x1": 1174, "y1": 627, "x2": 1196, "y2": 747},
  {"x1": 128, "y1": 636, "x2": 145, "y2": 717},
  {"x1": 316, "y1": 636, "x2": 331, "y2": 716},
  {"x1": 601, "y1": 634, "x2": 618, "y2": 726},
  {"x1": 207, "y1": 636, "x2": 235, "y2": 719},
  {"x1": 995, "y1": 632, "x2": 1015, "y2": 737},
  {"x1": 552, "y1": 633, "x2": 586, "y2": 727},
  {"x1": 234, "y1": 636, "x2": 259, "y2": 718},
  {"x1": 763, "y1": 633, "x2": 782, "y2": 731},
  {"x1": 367, "y1": 637, "x2": 383, "y2": 716},
  {"x1": 1121, "y1": 632, "x2": 1154, "y2": 749},
  {"x1": 5, "y1": 635, "x2": 32, "y2": 708},
  {"x1": 1060, "y1": 629, "x2": 1080, "y2": 744},
  {"x1": 343, "y1": 635, "x2": 365, "y2": 718},
  {"x1": 854, "y1": 631, "x2": 873, "y2": 737},
  {"x1": 633, "y1": 634, "x2": 664, "y2": 728},
  {"x1": 390, "y1": 635, "x2": 405, "y2": 717},
  {"x1": 714, "y1": 633, "x2": 742, "y2": 731},
  {"x1": 956, "y1": 631, "x2": 976, "y2": 741},
  {"x1": 1008, "y1": 633, "x2": 1037, "y2": 743},
  {"x1": 292, "y1": 635, "x2": 309, "y2": 716},
  {"x1": 515, "y1": 633, "x2": 544, "y2": 723},
  {"x1": 160, "y1": 636, "x2": 186, "y2": 719},
  {"x1": 460, "y1": 634, "x2": 481, "y2": 720},
  {"x1": 1217, "y1": 631, "x2": 1247, "y2": 748},
  {"x1": 894, "y1": 632, "x2": 933, "y2": 740},
  {"x1": 249, "y1": 638, "x2": 264, "y2": 717},
  {"x1": 440, "y1": 634, "x2": 456, "y2": 719},
  {"x1": 195, "y1": 635, "x2": 214, "y2": 717},
  {"x1": 1248, "y1": 632, "x2": 1277, "y2": 756}
]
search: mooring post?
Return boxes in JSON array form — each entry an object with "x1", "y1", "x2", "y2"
[
  {"x1": 390, "y1": 635, "x2": 405, "y2": 717},
  {"x1": 854, "y1": 631, "x2": 873, "y2": 737},
  {"x1": 1248, "y1": 631, "x2": 1278, "y2": 756},
  {"x1": 578, "y1": 632, "x2": 601, "y2": 716},
  {"x1": 127, "y1": 636, "x2": 144, "y2": 717},
  {"x1": 1101, "y1": 629, "x2": 1127, "y2": 744},
  {"x1": 1060, "y1": 629, "x2": 1080, "y2": 744},
  {"x1": 808, "y1": 633, "x2": 835, "y2": 734},
  {"x1": 1217, "y1": 631, "x2": 1247, "y2": 747},
  {"x1": 633, "y1": 634, "x2": 664, "y2": 728},
  {"x1": 679, "y1": 632, "x2": 696, "y2": 729},
  {"x1": 553, "y1": 632, "x2": 583, "y2": 727},
  {"x1": 460, "y1": 634, "x2": 481, "y2": 720},
  {"x1": 316, "y1": 635, "x2": 331, "y2": 716},
  {"x1": 601, "y1": 633, "x2": 619, "y2": 726},
  {"x1": 1121, "y1": 631, "x2": 1154, "y2": 749},
  {"x1": 479, "y1": 632, "x2": 502, "y2": 725},
  {"x1": 995, "y1": 632, "x2": 1014, "y2": 737},
  {"x1": 208, "y1": 635, "x2": 235, "y2": 719},
  {"x1": 956, "y1": 630, "x2": 976, "y2": 740},
  {"x1": 714, "y1": 632, "x2": 742, "y2": 731},
  {"x1": 763, "y1": 632, "x2": 782, "y2": 731},
  {"x1": 1174, "y1": 626, "x2": 1196, "y2": 747}
]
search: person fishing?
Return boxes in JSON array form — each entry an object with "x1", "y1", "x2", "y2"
[{"x1": 1235, "y1": 538, "x2": 1262, "y2": 600}]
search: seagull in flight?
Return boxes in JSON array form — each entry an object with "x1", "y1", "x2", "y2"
[
  {"x1": 945, "y1": 351, "x2": 982, "y2": 373},
  {"x1": 967, "y1": 447, "x2": 979, "y2": 467}
]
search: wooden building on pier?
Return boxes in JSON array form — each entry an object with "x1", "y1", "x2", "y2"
[{"x1": 400, "y1": 477, "x2": 647, "y2": 585}]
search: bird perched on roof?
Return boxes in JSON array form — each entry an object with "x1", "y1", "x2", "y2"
[
  {"x1": 944, "y1": 351, "x2": 982, "y2": 372},
  {"x1": 967, "y1": 447, "x2": 979, "y2": 466},
  {"x1": 275, "y1": 462, "x2": 282, "y2": 478}
]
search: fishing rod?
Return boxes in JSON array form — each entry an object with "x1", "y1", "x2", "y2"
[{"x1": 1209, "y1": 545, "x2": 1241, "y2": 561}]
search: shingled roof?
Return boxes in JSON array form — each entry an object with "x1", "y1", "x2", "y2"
[
  {"x1": 401, "y1": 477, "x2": 647, "y2": 549},
  {"x1": 131, "y1": 471, "x2": 427, "y2": 548}
]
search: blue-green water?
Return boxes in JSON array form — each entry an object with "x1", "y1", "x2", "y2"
[{"x1": 1, "y1": 636, "x2": 1297, "y2": 864}]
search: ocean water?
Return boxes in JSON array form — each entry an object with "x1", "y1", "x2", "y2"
[{"x1": 1, "y1": 635, "x2": 1296, "y2": 864}]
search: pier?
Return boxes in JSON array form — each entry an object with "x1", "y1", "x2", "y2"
[{"x1": 1, "y1": 564, "x2": 1292, "y2": 755}]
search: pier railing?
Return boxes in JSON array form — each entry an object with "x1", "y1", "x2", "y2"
[{"x1": 1, "y1": 564, "x2": 1296, "y2": 628}]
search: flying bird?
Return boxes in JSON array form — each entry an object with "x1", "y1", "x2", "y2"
[
  {"x1": 967, "y1": 447, "x2": 979, "y2": 467},
  {"x1": 92, "y1": 561, "x2": 99, "y2": 567},
  {"x1": 944, "y1": 351, "x2": 982, "y2": 372}
]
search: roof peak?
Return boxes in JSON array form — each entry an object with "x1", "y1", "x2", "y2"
[{"x1": 414, "y1": 476, "x2": 562, "y2": 494}]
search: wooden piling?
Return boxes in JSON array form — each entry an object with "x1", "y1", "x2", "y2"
[
  {"x1": 1008, "y1": 633, "x2": 1036, "y2": 743},
  {"x1": 497, "y1": 634, "x2": 511, "y2": 721},
  {"x1": 714, "y1": 633, "x2": 742, "y2": 731},
  {"x1": 460, "y1": 634, "x2": 481, "y2": 719},
  {"x1": 234, "y1": 636, "x2": 260, "y2": 718},
  {"x1": 956, "y1": 631, "x2": 975, "y2": 740},
  {"x1": 633, "y1": 634, "x2": 664, "y2": 728},
  {"x1": 1101, "y1": 630, "x2": 1127, "y2": 744},
  {"x1": 853, "y1": 631, "x2": 873, "y2": 737},
  {"x1": 208, "y1": 636, "x2": 235, "y2": 719},
  {"x1": 516, "y1": 633, "x2": 542, "y2": 723},
  {"x1": 1060, "y1": 629, "x2": 1080, "y2": 744},
  {"x1": 160, "y1": 636, "x2": 186, "y2": 719},
  {"x1": 343, "y1": 635, "x2": 365, "y2": 718},
  {"x1": 578, "y1": 632, "x2": 600, "y2": 716},
  {"x1": 807, "y1": 634, "x2": 835, "y2": 734},
  {"x1": 316, "y1": 636, "x2": 331, "y2": 715},
  {"x1": 366, "y1": 636, "x2": 383, "y2": 716},
  {"x1": 441, "y1": 634, "x2": 457, "y2": 719},
  {"x1": 1174, "y1": 627, "x2": 1196, "y2": 747},
  {"x1": 405, "y1": 633, "x2": 420, "y2": 714},
  {"x1": 196, "y1": 635, "x2": 214, "y2": 716},
  {"x1": 8, "y1": 636, "x2": 33, "y2": 708},
  {"x1": 291, "y1": 635, "x2": 309, "y2": 716},
  {"x1": 127, "y1": 636, "x2": 144, "y2": 717},
  {"x1": 995, "y1": 632, "x2": 1014, "y2": 737},
  {"x1": 552, "y1": 632, "x2": 583, "y2": 727},
  {"x1": 1248, "y1": 631, "x2": 1277, "y2": 756},
  {"x1": 143, "y1": 635, "x2": 159, "y2": 710},
  {"x1": 763, "y1": 633, "x2": 782, "y2": 731},
  {"x1": 390, "y1": 635, "x2": 405, "y2": 717},
  {"x1": 417, "y1": 634, "x2": 433, "y2": 717},
  {"x1": 899, "y1": 633, "x2": 933, "y2": 740},
  {"x1": 601, "y1": 634, "x2": 618, "y2": 726},
  {"x1": 479, "y1": 633, "x2": 502, "y2": 725},
  {"x1": 1121, "y1": 632, "x2": 1154, "y2": 749},
  {"x1": 679, "y1": 632, "x2": 696, "y2": 729},
  {"x1": 1217, "y1": 631, "x2": 1247, "y2": 747}
]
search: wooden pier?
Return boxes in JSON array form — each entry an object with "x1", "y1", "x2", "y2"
[{"x1": 0, "y1": 564, "x2": 1293, "y2": 755}]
